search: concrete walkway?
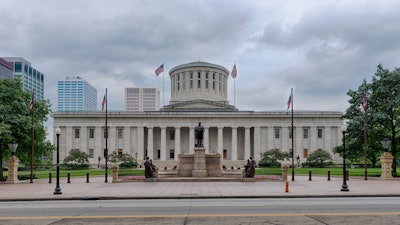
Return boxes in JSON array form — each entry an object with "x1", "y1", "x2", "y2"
[{"x1": 0, "y1": 175, "x2": 399, "y2": 201}]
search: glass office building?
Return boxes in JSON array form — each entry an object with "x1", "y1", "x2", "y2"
[
  {"x1": 3, "y1": 57, "x2": 45, "y2": 100},
  {"x1": 57, "y1": 76, "x2": 97, "y2": 112}
]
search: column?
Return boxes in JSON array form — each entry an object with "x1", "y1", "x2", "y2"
[
  {"x1": 80, "y1": 126, "x2": 88, "y2": 154},
  {"x1": 94, "y1": 126, "x2": 102, "y2": 161},
  {"x1": 231, "y1": 126, "x2": 238, "y2": 160},
  {"x1": 310, "y1": 126, "x2": 317, "y2": 151},
  {"x1": 267, "y1": 127, "x2": 274, "y2": 151},
  {"x1": 295, "y1": 126, "x2": 302, "y2": 160},
  {"x1": 160, "y1": 126, "x2": 166, "y2": 160},
  {"x1": 174, "y1": 126, "x2": 181, "y2": 160},
  {"x1": 124, "y1": 126, "x2": 131, "y2": 155},
  {"x1": 324, "y1": 126, "x2": 331, "y2": 151},
  {"x1": 65, "y1": 126, "x2": 73, "y2": 159},
  {"x1": 109, "y1": 126, "x2": 116, "y2": 153},
  {"x1": 137, "y1": 126, "x2": 144, "y2": 161},
  {"x1": 147, "y1": 127, "x2": 153, "y2": 159},
  {"x1": 217, "y1": 127, "x2": 223, "y2": 154},
  {"x1": 189, "y1": 127, "x2": 194, "y2": 153},
  {"x1": 244, "y1": 126, "x2": 251, "y2": 160},
  {"x1": 254, "y1": 126, "x2": 261, "y2": 161},
  {"x1": 204, "y1": 126, "x2": 209, "y2": 152}
]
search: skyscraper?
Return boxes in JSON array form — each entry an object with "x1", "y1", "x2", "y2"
[
  {"x1": 0, "y1": 58, "x2": 13, "y2": 79},
  {"x1": 3, "y1": 57, "x2": 45, "y2": 100},
  {"x1": 57, "y1": 76, "x2": 97, "y2": 112},
  {"x1": 125, "y1": 87, "x2": 160, "y2": 111}
]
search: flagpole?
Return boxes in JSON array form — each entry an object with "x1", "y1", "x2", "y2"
[
  {"x1": 162, "y1": 62, "x2": 165, "y2": 108},
  {"x1": 234, "y1": 75, "x2": 236, "y2": 106},
  {"x1": 105, "y1": 88, "x2": 108, "y2": 183},
  {"x1": 291, "y1": 88, "x2": 295, "y2": 181},
  {"x1": 363, "y1": 95, "x2": 368, "y2": 180},
  {"x1": 30, "y1": 90, "x2": 35, "y2": 183}
]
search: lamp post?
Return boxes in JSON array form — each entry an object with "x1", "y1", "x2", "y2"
[
  {"x1": 341, "y1": 124, "x2": 349, "y2": 192},
  {"x1": 381, "y1": 137, "x2": 390, "y2": 152},
  {"x1": 8, "y1": 140, "x2": 18, "y2": 156},
  {"x1": 54, "y1": 127, "x2": 62, "y2": 195}
]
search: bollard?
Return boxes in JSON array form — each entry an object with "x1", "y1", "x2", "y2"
[
  {"x1": 308, "y1": 171, "x2": 312, "y2": 181},
  {"x1": 67, "y1": 173, "x2": 71, "y2": 183},
  {"x1": 327, "y1": 170, "x2": 331, "y2": 181},
  {"x1": 49, "y1": 173, "x2": 52, "y2": 183},
  {"x1": 86, "y1": 172, "x2": 89, "y2": 183},
  {"x1": 346, "y1": 170, "x2": 349, "y2": 181},
  {"x1": 285, "y1": 179, "x2": 289, "y2": 193}
]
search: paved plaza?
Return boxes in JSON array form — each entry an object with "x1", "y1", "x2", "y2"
[{"x1": 0, "y1": 175, "x2": 399, "y2": 201}]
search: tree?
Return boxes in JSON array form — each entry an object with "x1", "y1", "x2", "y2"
[
  {"x1": 259, "y1": 149, "x2": 291, "y2": 167},
  {"x1": 63, "y1": 149, "x2": 89, "y2": 169},
  {"x1": 303, "y1": 149, "x2": 333, "y2": 168},
  {"x1": 340, "y1": 65, "x2": 400, "y2": 175},
  {"x1": 0, "y1": 78, "x2": 53, "y2": 178},
  {"x1": 108, "y1": 151, "x2": 137, "y2": 168}
]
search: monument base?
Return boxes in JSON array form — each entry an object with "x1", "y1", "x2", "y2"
[
  {"x1": 192, "y1": 170, "x2": 207, "y2": 177},
  {"x1": 177, "y1": 147, "x2": 222, "y2": 177}
]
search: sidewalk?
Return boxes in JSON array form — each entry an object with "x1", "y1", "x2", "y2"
[{"x1": 0, "y1": 175, "x2": 399, "y2": 201}]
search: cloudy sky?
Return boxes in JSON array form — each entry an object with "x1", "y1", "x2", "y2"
[{"x1": 2, "y1": 0, "x2": 400, "y2": 115}]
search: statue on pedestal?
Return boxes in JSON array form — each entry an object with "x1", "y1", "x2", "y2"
[
  {"x1": 195, "y1": 122, "x2": 204, "y2": 147},
  {"x1": 244, "y1": 157, "x2": 256, "y2": 178},
  {"x1": 144, "y1": 157, "x2": 157, "y2": 178}
]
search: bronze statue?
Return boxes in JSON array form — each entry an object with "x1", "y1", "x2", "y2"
[
  {"x1": 195, "y1": 122, "x2": 204, "y2": 147},
  {"x1": 244, "y1": 157, "x2": 256, "y2": 178},
  {"x1": 144, "y1": 157, "x2": 157, "y2": 178}
]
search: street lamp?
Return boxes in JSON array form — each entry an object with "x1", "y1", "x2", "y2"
[
  {"x1": 341, "y1": 124, "x2": 349, "y2": 192},
  {"x1": 381, "y1": 137, "x2": 391, "y2": 152},
  {"x1": 0, "y1": 130, "x2": 3, "y2": 181},
  {"x1": 54, "y1": 127, "x2": 62, "y2": 195},
  {"x1": 8, "y1": 140, "x2": 18, "y2": 156}
]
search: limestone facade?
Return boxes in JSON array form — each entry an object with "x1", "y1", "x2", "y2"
[{"x1": 52, "y1": 110, "x2": 343, "y2": 168}]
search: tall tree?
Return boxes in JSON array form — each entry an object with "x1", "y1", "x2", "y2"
[
  {"x1": 370, "y1": 65, "x2": 400, "y2": 175},
  {"x1": 0, "y1": 78, "x2": 53, "y2": 178}
]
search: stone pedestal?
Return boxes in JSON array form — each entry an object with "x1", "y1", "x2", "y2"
[
  {"x1": 5, "y1": 156, "x2": 20, "y2": 184},
  {"x1": 380, "y1": 152, "x2": 394, "y2": 179},
  {"x1": 111, "y1": 164, "x2": 119, "y2": 183},
  {"x1": 192, "y1": 147, "x2": 207, "y2": 177},
  {"x1": 281, "y1": 164, "x2": 289, "y2": 181}
]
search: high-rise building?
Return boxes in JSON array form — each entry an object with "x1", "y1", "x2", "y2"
[
  {"x1": 0, "y1": 57, "x2": 13, "y2": 79},
  {"x1": 125, "y1": 87, "x2": 160, "y2": 111},
  {"x1": 3, "y1": 57, "x2": 45, "y2": 100},
  {"x1": 57, "y1": 76, "x2": 97, "y2": 112}
]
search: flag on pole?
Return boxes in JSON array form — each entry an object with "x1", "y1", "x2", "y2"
[
  {"x1": 155, "y1": 64, "x2": 164, "y2": 76},
  {"x1": 287, "y1": 93, "x2": 292, "y2": 110},
  {"x1": 101, "y1": 94, "x2": 107, "y2": 111},
  {"x1": 29, "y1": 92, "x2": 34, "y2": 111},
  {"x1": 362, "y1": 93, "x2": 367, "y2": 110},
  {"x1": 231, "y1": 64, "x2": 237, "y2": 78}
]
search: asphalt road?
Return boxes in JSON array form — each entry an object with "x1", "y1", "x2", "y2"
[{"x1": 0, "y1": 197, "x2": 400, "y2": 224}]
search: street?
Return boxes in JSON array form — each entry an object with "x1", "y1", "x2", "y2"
[{"x1": 0, "y1": 197, "x2": 400, "y2": 224}]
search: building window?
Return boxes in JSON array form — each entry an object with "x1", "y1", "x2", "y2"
[
  {"x1": 303, "y1": 149, "x2": 309, "y2": 158},
  {"x1": 170, "y1": 130, "x2": 175, "y2": 140},
  {"x1": 104, "y1": 128, "x2": 108, "y2": 138},
  {"x1": 89, "y1": 129, "x2": 94, "y2": 138},
  {"x1": 289, "y1": 128, "x2": 292, "y2": 139},
  {"x1": 89, "y1": 149, "x2": 94, "y2": 158},
  {"x1": 289, "y1": 149, "x2": 293, "y2": 155},
  {"x1": 190, "y1": 72, "x2": 193, "y2": 88},
  {"x1": 317, "y1": 128, "x2": 323, "y2": 139},
  {"x1": 75, "y1": 129, "x2": 80, "y2": 138},
  {"x1": 198, "y1": 79, "x2": 201, "y2": 88},
  {"x1": 169, "y1": 150, "x2": 175, "y2": 159},
  {"x1": 223, "y1": 149, "x2": 227, "y2": 159},
  {"x1": 118, "y1": 128, "x2": 123, "y2": 139},
  {"x1": 303, "y1": 128, "x2": 309, "y2": 139},
  {"x1": 118, "y1": 149, "x2": 123, "y2": 155},
  {"x1": 274, "y1": 128, "x2": 280, "y2": 139}
]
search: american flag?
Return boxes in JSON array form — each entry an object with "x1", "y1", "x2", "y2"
[
  {"x1": 287, "y1": 93, "x2": 292, "y2": 110},
  {"x1": 29, "y1": 92, "x2": 34, "y2": 111},
  {"x1": 231, "y1": 64, "x2": 237, "y2": 78},
  {"x1": 101, "y1": 94, "x2": 107, "y2": 111},
  {"x1": 155, "y1": 64, "x2": 164, "y2": 76},
  {"x1": 362, "y1": 93, "x2": 367, "y2": 110}
]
